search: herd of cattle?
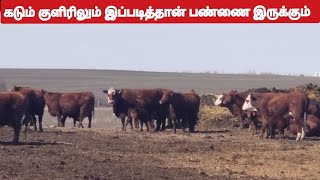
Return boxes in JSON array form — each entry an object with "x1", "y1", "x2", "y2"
[
  {"x1": 0, "y1": 85, "x2": 320, "y2": 144},
  {"x1": 214, "y1": 88, "x2": 320, "y2": 141}
]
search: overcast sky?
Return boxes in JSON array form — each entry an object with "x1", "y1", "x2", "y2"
[{"x1": 0, "y1": 24, "x2": 319, "y2": 76}]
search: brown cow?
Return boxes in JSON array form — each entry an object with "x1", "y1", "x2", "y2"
[
  {"x1": 102, "y1": 88, "x2": 170, "y2": 131},
  {"x1": 41, "y1": 90, "x2": 95, "y2": 128},
  {"x1": 0, "y1": 92, "x2": 31, "y2": 144},
  {"x1": 285, "y1": 114, "x2": 320, "y2": 137},
  {"x1": 159, "y1": 90, "x2": 200, "y2": 133},
  {"x1": 242, "y1": 92, "x2": 309, "y2": 141},
  {"x1": 11, "y1": 86, "x2": 45, "y2": 132}
]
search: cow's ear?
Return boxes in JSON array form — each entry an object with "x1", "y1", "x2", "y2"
[
  {"x1": 117, "y1": 89, "x2": 122, "y2": 94},
  {"x1": 102, "y1": 90, "x2": 108, "y2": 94},
  {"x1": 251, "y1": 94, "x2": 257, "y2": 101}
]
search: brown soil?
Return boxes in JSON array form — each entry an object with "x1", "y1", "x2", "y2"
[{"x1": 0, "y1": 126, "x2": 320, "y2": 180}]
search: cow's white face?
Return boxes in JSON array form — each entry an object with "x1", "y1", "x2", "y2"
[
  {"x1": 107, "y1": 88, "x2": 116, "y2": 104},
  {"x1": 242, "y1": 94, "x2": 257, "y2": 111},
  {"x1": 214, "y1": 94, "x2": 224, "y2": 106}
]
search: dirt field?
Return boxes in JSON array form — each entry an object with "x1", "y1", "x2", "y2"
[
  {"x1": 1, "y1": 125, "x2": 320, "y2": 180},
  {"x1": 1, "y1": 69, "x2": 320, "y2": 180}
]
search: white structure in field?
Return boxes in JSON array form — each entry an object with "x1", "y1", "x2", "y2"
[{"x1": 314, "y1": 72, "x2": 320, "y2": 77}]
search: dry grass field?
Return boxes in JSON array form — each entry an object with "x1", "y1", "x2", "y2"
[{"x1": 1, "y1": 68, "x2": 320, "y2": 180}]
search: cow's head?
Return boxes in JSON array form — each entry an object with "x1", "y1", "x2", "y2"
[
  {"x1": 214, "y1": 94, "x2": 225, "y2": 106},
  {"x1": 222, "y1": 91, "x2": 238, "y2": 105},
  {"x1": 11, "y1": 85, "x2": 21, "y2": 92},
  {"x1": 242, "y1": 93, "x2": 258, "y2": 111},
  {"x1": 41, "y1": 89, "x2": 50, "y2": 99},
  {"x1": 102, "y1": 88, "x2": 121, "y2": 104},
  {"x1": 10, "y1": 86, "x2": 32, "y2": 92},
  {"x1": 159, "y1": 90, "x2": 174, "y2": 105},
  {"x1": 283, "y1": 112, "x2": 295, "y2": 124}
]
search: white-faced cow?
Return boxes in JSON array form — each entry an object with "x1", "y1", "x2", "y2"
[{"x1": 214, "y1": 91, "x2": 259, "y2": 132}]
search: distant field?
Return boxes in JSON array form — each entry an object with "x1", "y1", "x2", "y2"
[{"x1": 1, "y1": 68, "x2": 320, "y2": 102}]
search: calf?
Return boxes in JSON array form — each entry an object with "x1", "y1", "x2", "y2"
[
  {"x1": 125, "y1": 107, "x2": 154, "y2": 131},
  {"x1": 242, "y1": 92, "x2": 309, "y2": 141},
  {"x1": 42, "y1": 90, "x2": 95, "y2": 128},
  {"x1": 286, "y1": 114, "x2": 320, "y2": 137}
]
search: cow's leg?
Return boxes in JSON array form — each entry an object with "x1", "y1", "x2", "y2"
[
  {"x1": 160, "y1": 117, "x2": 166, "y2": 131},
  {"x1": 269, "y1": 124, "x2": 276, "y2": 139},
  {"x1": 130, "y1": 118, "x2": 135, "y2": 131},
  {"x1": 260, "y1": 120, "x2": 268, "y2": 139},
  {"x1": 155, "y1": 118, "x2": 161, "y2": 131},
  {"x1": 73, "y1": 118, "x2": 77, "y2": 127},
  {"x1": 250, "y1": 115, "x2": 258, "y2": 135},
  {"x1": 296, "y1": 123, "x2": 304, "y2": 141},
  {"x1": 146, "y1": 121, "x2": 150, "y2": 132},
  {"x1": 172, "y1": 117, "x2": 177, "y2": 134},
  {"x1": 181, "y1": 117, "x2": 186, "y2": 133},
  {"x1": 12, "y1": 115, "x2": 22, "y2": 144},
  {"x1": 140, "y1": 120, "x2": 144, "y2": 131},
  {"x1": 121, "y1": 117, "x2": 125, "y2": 131},
  {"x1": 38, "y1": 114, "x2": 44, "y2": 132},
  {"x1": 88, "y1": 115, "x2": 92, "y2": 128},
  {"x1": 134, "y1": 118, "x2": 140, "y2": 130},
  {"x1": 57, "y1": 115, "x2": 62, "y2": 127},
  {"x1": 124, "y1": 117, "x2": 131, "y2": 131},
  {"x1": 239, "y1": 117, "x2": 245, "y2": 129},
  {"x1": 166, "y1": 117, "x2": 173, "y2": 129},
  {"x1": 189, "y1": 113, "x2": 197, "y2": 133},
  {"x1": 250, "y1": 121, "x2": 256, "y2": 135},
  {"x1": 150, "y1": 119, "x2": 155, "y2": 130},
  {"x1": 61, "y1": 116, "x2": 67, "y2": 127},
  {"x1": 31, "y1": 115, "x2": 37, "y2": 132},
  {"x1": 77, "y1": 116, "x2": 85, "y2": 128},
  {"x1": 278, "y1": 128, "x2": 285, "y2": 139},
  {"x1": 13, "y1": 126, "x2": 21, "y2": 145}
]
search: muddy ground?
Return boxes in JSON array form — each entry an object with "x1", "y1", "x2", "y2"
[{"x1": 0, "y1": 122, "x2": 320, "y2": 180}]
